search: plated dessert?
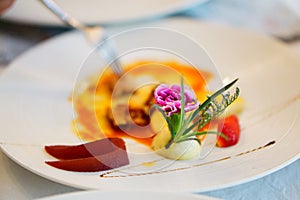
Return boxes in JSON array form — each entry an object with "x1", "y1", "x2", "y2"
[
  {"x1": 45, "y1": 60, "x2": 243, "y2": 172},
  {"x1": 1, "y1": 18, "x2": 298, "y2": 192}
]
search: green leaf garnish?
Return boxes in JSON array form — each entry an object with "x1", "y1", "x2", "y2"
[{"x1": 154, "y1": 77, "x2": 240, "y2": 149}]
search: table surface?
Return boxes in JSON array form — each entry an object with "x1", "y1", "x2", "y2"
[{"x1": 1, "y1": 1, "x2": 300, "y2": 199}]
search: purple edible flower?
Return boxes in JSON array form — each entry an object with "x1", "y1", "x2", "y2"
[{"x1": 154, "y1": 83, "x2": 200, "y2": 116}]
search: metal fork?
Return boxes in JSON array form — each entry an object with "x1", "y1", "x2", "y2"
[{"x1": 39, "y1": 0, "x2": 123, "y2": 75}]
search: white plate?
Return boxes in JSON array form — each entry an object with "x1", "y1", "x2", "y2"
[
  {"x1": 2, "y1": 0, "x2": 208, "y2": 26},
  {"x1": 38, "y1": 191, "x2": 217, "y2": 200},
  {"x1": 0, "y1": 18, "x2": 300, "y2": 192}
]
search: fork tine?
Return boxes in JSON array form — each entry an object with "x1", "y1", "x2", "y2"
[{"x1": 101, "y1": 38, "x2": 123, "y2": 75}]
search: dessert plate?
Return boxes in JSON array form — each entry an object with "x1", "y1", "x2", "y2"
[
  {"x1": 0, "y1": 18, "x2": 299, "y2": 192},
  {"x1": 2, "y1": 0, "x2": 208, "y2": 26}
]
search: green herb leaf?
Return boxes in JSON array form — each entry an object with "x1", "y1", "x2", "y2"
[
  {"x1": 179, "y1": 76, "x2": 185, "y2": 132},
  {"x1": 182, "y1": 120, "x2": 200, "y2": 135},
  {"x1": 200, "y1": 79, "x2": 238, "y2": 112},
  {"x1": 173, "y1": 76, "x2": 187, "y2": 142},
  {"x1": 182, "y1": 130, "x2": 215, "y2": 138},
  {"x1": 170, "y1": 114, "x2": 180, "y2": 137}
]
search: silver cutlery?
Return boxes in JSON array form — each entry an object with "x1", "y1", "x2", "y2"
[{"x1": 39, "y1": 0, "x2": 123, "y2": 75}]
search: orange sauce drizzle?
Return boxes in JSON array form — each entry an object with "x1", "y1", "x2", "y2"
[{"x1": 72, "y1": 60, "x2": 212, "y2": 147}]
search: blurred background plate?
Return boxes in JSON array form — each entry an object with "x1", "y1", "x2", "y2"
[{"x1": 2, "y1": 0, "x2": 209, "y2": 26}]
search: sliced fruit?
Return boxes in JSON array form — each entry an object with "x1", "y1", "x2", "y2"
[
  {"x1": 45, "y1": 138, "x2": 126, "y2": 160},
  {"x1": 217, "y1": 115, "x2": 240, "y2": 147},
  {"x1": 45, "y1": 148, "x2": 129, "y2": 172}
]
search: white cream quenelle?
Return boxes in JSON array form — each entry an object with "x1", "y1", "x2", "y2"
[{"x1": 150, "y1": 110, "x2": 201, "y2": 160}]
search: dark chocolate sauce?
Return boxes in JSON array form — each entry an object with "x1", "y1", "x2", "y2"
[{"x1": 100, "y1": 140, "x2": 276, "y2": 178}]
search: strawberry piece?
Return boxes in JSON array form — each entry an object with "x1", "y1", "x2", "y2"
[{"x1": 216, "y1": 115, "x2": 240, "y2": 147}]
